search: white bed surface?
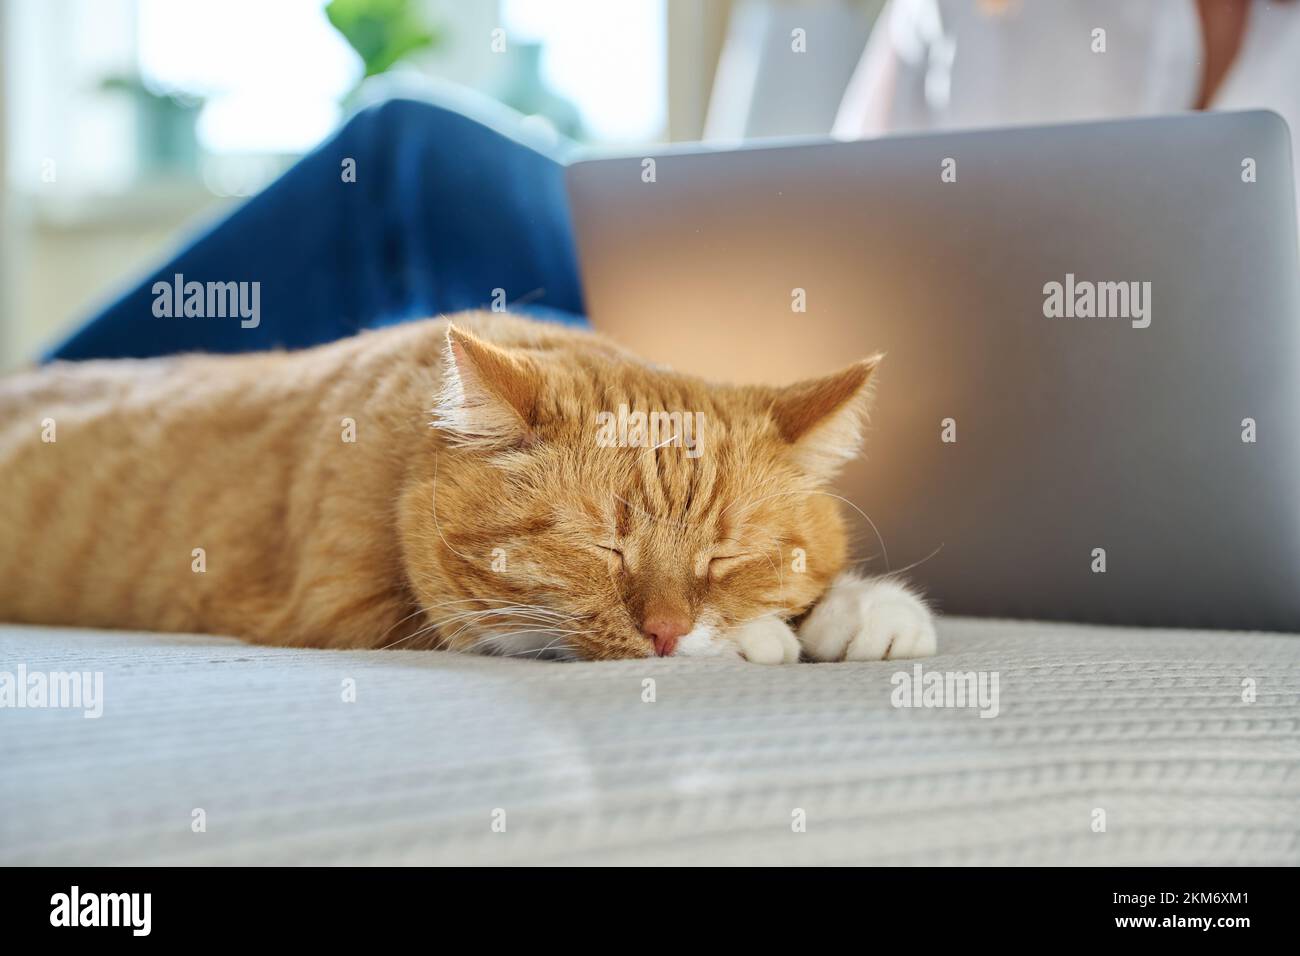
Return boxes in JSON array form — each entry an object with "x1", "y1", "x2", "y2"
[{"x1": 2, "y1": 617, "x2": 1297, "y2": 866}]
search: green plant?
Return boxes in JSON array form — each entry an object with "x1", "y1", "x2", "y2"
[{"x1": 325, "y1": 0, "x2": 441, "y2": 78}]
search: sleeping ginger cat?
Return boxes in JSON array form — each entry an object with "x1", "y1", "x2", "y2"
[{"x1": 0, "y1": 313, "x2": 936, "y2": 663}]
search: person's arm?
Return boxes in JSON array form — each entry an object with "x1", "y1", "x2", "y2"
[{"x1": 833, "y1": 0, "x2": 942, "y2": 139}]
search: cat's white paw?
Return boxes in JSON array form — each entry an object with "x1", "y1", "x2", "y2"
[
  {"x1": 798, "y1": 574, "x2": 936, "y2": 662},
  {"x1": 733, "y1": 615, "x2": 801, "y2": 665}
]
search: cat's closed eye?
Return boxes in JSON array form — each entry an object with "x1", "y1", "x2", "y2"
[
  {"x1": 707, "y1": 554, "x2": 754, "y2": 580},
  {"x1": 594, "y1": 544, "x2": 624, "y2": 571}
]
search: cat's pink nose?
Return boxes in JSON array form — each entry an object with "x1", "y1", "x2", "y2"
[{"x1": 643, "y1": 615, "x2": 691, "y2": 657}]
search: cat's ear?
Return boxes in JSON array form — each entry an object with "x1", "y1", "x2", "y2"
[
  {"x1": 767, "y1": 355, "x2": 883, "y2": 479},
  {"x1": 433, "y1": 325, "x2": 540, "y2": 449}
]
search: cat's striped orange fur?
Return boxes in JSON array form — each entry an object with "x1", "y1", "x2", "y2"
[{"x1": 0, "y1": 312, "x2": 896, "y2": 660}]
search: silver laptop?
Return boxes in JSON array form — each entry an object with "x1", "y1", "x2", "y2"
[{"x1": 565, "y1": 111, "x2": 1300, "y2": 631}]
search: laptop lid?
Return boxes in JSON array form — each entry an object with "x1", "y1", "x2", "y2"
[{"x1": 565, "y1": 111, "x2": 1300, "y2": 630}]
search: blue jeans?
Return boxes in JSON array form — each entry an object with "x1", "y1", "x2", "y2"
[{"x1": 46, "y1": 99, "x2": 586, "y2": 361}]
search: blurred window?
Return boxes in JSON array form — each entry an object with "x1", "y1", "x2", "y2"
[
  {"x1": 502, "y1": 0, "x2": 666, "y2": 142},
  {"x1": 138, "y1": 0, "x2": 358, "y2": 155},
  {"x1": 5, "y1": 0, "x2": 667, "y2": 198}
]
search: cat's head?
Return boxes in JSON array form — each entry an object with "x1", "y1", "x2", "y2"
[{"x1": 401, "y1": 324, "x2": 881, "y2": 660}]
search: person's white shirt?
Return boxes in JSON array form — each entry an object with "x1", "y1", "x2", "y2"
[{"x1": 835, "y1": 0, "x2": 1300, "y2": 176}]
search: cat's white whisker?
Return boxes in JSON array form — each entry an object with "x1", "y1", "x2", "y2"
[
  {"x1": 461, "y1": 625, "x2": 592, "y2": 660},
  {"x1": 426, "y1": 605, "x2": 598, "y2": 655},
  {"x1": 428, "y1": 450, "x2": 478, "y2": 563},
  {"x1": 721, "y1": 488, "x2": 892, "y2": 573},
  {"x1": 863, "y1": 542, "x2": 944, "y2": 580},
  {"x1": 423, "y1": 605, "x2": 578, "y2": 631},
  {"x1": 373, "y1": 605, "x2": 434, "y2": 646},
  {"x1": 434, "y1": 601, "x2": 582, "y2": 623},
  {"x1": 500, "y1": 633, "x2": 583, "y2": 660}
]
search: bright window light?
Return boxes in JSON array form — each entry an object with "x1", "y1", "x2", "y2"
[
  {"x1": 135, "y1": 0, "x2": 667, "y2": 153},
  {"x1": 501, "y1": 0, "x2": 666, "y2": 143},
  {"x1": 137, "y1": 0, "x2": 360, "y2": 154}
]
